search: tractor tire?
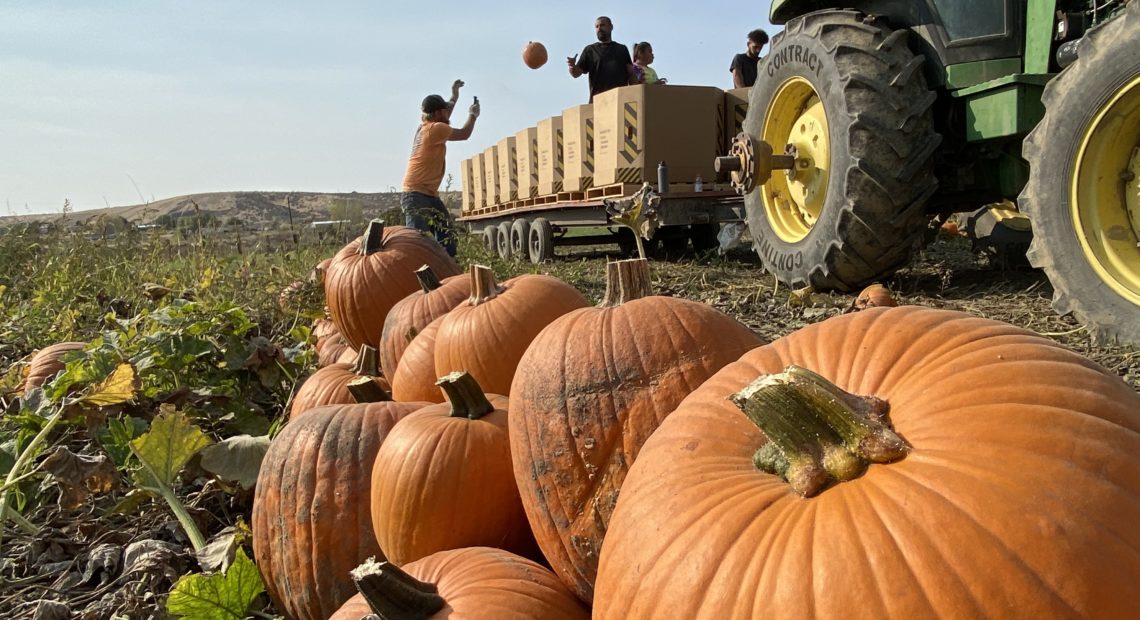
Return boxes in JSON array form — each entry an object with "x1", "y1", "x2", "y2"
[
  {"x1": 1018, "y1": 1, "x2": 1140, "y2": 345},
  {"x1": 743, "y1": 9, "x2": 940, "y2": 290}
]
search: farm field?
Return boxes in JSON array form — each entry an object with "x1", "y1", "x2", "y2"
[{"x1": 0, "y1": 222, "x2": 1135, "y2": 618}]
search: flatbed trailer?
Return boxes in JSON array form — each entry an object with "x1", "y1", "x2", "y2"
[{"x1": 458, "y1": 184, "x2": 745, "y2": 264}]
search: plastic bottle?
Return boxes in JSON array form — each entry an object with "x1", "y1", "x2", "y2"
[{"x1": 694, "y1": 175, "x2": 703, "y2": 192}]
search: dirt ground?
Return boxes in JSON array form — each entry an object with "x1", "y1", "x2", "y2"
[{"x1": 546, "y1": 232, "x2": 1138, "y2": 393}]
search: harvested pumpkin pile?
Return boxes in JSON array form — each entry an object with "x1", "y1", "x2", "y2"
[{"x1": 1, "y1": 222, "x2": 1137, "y2": 618}]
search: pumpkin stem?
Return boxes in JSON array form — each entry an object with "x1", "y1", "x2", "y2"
[
  {"x1": 352, "y1": 557, "x2": 445, "y2": 620},
  {"x1": 352, "y1": 345, "x2": 381, "y2": 377},
  {"x1": 360, "y1": 220, "x2": 386, "y2": 256},
  {"x1": 601, "y1": 258, "x2": 653, "y2": 307},
  {"x1": 415, "y1": 265, "x2": 443, "y2": 293},
  {"x1": 468, "y1": 264, "x2": 504, "y2": 305},
  {"x1": 348, "y1": 376, "x2": 392, "y2": 403},
  {"x1": 730, "y1": 365, "x2": 908, "y2": 497},
  {"x1": 436, "y1": 371, "x2": 494, "y2": 419}
]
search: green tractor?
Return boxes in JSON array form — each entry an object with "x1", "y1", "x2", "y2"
[{"x1": 720, "y1": 0, "x2": 1140, "y2": 344}]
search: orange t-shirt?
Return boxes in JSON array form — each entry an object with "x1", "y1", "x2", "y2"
[{"x1": 401, "y1": 121, "x2": 452, "y2": 196}]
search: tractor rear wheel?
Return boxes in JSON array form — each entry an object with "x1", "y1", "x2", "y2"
[
  {"x1": 743, "y1": 9, "x2": 940, "y2": 290},
  {"x1": 1019, "y1": 1, "x2": 1140, "y2": 345}
]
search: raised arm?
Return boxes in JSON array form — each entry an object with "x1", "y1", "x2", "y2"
[{"x1": 448, "y1": 97, "x2": 480, "y2": 141}]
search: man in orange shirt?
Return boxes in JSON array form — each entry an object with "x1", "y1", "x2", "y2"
[{"x1": 401, "y1": 79, "x2": 480, "y2": 256}]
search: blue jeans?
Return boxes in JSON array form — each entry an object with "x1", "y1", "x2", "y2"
[{"x1": 401, "y1": 191, "x2": 457, "y2": 257}]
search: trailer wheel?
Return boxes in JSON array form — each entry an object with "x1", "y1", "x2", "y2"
[
  {"x1": 529, "y1": 217, "x2": 555, "y2": 263},
  {"x1": 497, "y1": 221, "x2": 512, "y2": 259},
  {"x1": 483, "y1": 225, "x2": 499, "y2": 253},
  {"x1": 690, "y1": 223, "x2": 720, "y2": 253},
  {"x1": 510, "y1": 219, "x2": 531, "y2": 258}
]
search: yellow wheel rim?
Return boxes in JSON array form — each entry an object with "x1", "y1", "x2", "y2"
[
  {"x1": 1072, "y1": 74, "x2": 1140, "y2": 304},
  {"x1": 760, "y1": 77, "x2": 830, "y2": 243}
]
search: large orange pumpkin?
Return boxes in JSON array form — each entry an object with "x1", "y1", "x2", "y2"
[
  {"x1": 434, "y1": 264, "x2": 588, "y2": 395},
  {"x1": 379, "y1": 265, "x2": 470, "y2": 380},
  {"x1": 372, "y1": 372, "x2": 538, "y2": 565},
  {"x1": 253, "y1": 399, "x2": 431, "y2": 620},
  {"x1": 594, "y1": 306, "x2": 1140, "y2": 619},
  {"x1": 325, "y1": 220, "x2": 460, "y2": 351},
  {"x1": 390, "y1": 316, "x2": 445, "y2": 403},
  {"x1": 328, "y1": 548, "x2": 588, "y2": 620},
  {"x1": 509, "y1": 258, "x2": 763, "y2": 602},
  {"x1": 289, "y1": 345, "x2": 390, "y2": 418},
  {"x1": 23, "y1": 341, "x2": 85, "y2": 391}
]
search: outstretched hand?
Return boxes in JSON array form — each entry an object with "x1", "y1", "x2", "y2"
[
  {"x1": 566, "y1": 53, "x2": 578, "y2": 67},
  {"x1": 468, "y1": 96, "x2": 480, "y2": 119},
  {"x1": 451, "y1": 79, "x2": 464, "y2": 97}
]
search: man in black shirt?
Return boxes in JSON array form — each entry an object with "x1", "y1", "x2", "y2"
[
  {"x1": 567, "y1": 16, "x2": 636, "y2": 101},
  {"x1": 730, "y1": 29, "x2": 769, "y2": 88}
]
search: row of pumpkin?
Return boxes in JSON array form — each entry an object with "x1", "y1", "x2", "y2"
[{"x1": 256, "y1": 219, "x2": 1140, "y2": 619}]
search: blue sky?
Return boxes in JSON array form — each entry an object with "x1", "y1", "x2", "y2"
[{"x1": 1, "y1": 1, "x2": 773, "y2": 215}]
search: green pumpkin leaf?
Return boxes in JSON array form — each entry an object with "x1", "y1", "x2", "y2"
[
  {"x1": 166, "y1": 547, "x2": 264, "y2": 619},
  {"x1": 130, "y1": 405, "x2": 212, "y2": 488}
]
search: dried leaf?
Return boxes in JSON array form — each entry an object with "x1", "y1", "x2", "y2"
[
  {"x1": 76, "y1": 362, "x2": 137, "y2": 407},
  {"x1": 196, "y1": 527, "x2": 240, "y2": 573},
  {"x1": 123, "y1": 539, "x2": 183, "y2": 580},
  {"x1": 167, "y1": 548, "x2": 265, "y2": 620},
  {"x1": 80, "y1": 543, "x2": 121, "y2": 586},
  {"x1": 199, "y1": 435, "x2": 270, "y2": 491},
  {"x1": 40, "y1": 446, "x2": 118, "y2": 509}
]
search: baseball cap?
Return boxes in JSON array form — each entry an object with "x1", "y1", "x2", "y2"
[{"x1": 421, "y1": 94, "x2": 450, "y2": 114}]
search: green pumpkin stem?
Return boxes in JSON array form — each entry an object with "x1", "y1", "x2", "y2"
[
  {"x1": 348, "y1": 376, "x2": 392, "y2": 403},
  {"x1": 415, "y1": 265, "x2": 443, "y2": 293},
  {"x1": 601, "y1": 258, "x2": 653, "y2": 308},
  {"x1": 436, "y1": 371, "x2": 494, "y2": 419},
  {"x1": 468, "y1": 264, "x2": 504, "y2": 305},
  {"x1": 352, "y1": 345, "x2": 381, "y2": 377},
  {"x1": 730, "y1": 365, "x2": 908, "y2": 498},
  {"x1": 360, "y1": 220, "x2": 386, "y2": 256},
  {"x1": 352, "y1": 557, "x2": 445, "y2": 620}
]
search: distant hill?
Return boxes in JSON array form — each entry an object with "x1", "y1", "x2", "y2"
[{"x1": 0, "y1": 191, "x2": 460, "y2": 229}]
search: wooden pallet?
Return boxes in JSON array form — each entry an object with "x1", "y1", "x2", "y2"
[{"x1": 585, "y1": 183, "x2": 640, "y2": 200}]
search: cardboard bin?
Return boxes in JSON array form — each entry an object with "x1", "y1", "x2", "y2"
[
  {"x1": 562, "y1": 104, "x2": 594, "y2": 192},
  {"x1": 460, "y1": 157, "x2": 475, "y2": 214},
  {"x1": 470, "y1": 152, "x2": 486, "y2": 211},
  {"x1": 482, "y1": 146, "x2": 500, "y2": 208},
  {"x1": 537, "y1": 116, "x2": 564, "y2": 195},
  {"x1": 593, "y1": 84, "x2": 725, "y2": 187},
  {"x1": 724, "y1": 87, "x2": 750, "y2": 155},
  {"x1": 496, "y1": 136, "x2": 519, "y2": 204},
  {"x1": 515, "y1": 127, "x2": 540, "y2": 199}
]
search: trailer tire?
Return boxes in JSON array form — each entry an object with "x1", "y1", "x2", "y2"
[
  {"x1": 529, "y1": 218, "x2": 555, "y2": 263},
  {"x1": 497, "y1": 221, "x2": 512, "y2": 259},
  {"x1": 483, "y1": 225, "x2": 499, "y2": 254},
  {"x1": 510, "y1": 219, "x2": 531, "y2": 258}
]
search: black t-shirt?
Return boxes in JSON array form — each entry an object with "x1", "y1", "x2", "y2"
[
  {"x1": 730, "y1": 52, "x2": 760, "y2": 87},
  {"x1": 576, "y1": 41, "x2": 633, "y2": 101}
]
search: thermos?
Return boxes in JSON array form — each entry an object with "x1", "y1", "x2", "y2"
[{"x1": 657, "y1": 161, "x2": 669, "y2": 193}]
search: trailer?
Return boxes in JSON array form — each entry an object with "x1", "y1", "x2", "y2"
[{"x1": 458, "y1": 181, "x2": 744, "y2": 264}]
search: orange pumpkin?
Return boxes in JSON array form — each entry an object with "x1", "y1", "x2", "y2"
[
  {"x1": 595, "y1": 306, "x2": 1140, "y2": 619},
  {"x1": 325, "y1": 220, "x2": 460, "y2": 351},
  {"x1": 509, "y1": 258, "x2": 763, "y2": 602},
  {"x1": 379, "y1": 265, "x2": 470, "y2": 380},
  {"x1": 434, "y1": 264, "x2": 588, "y2": 395},
  {"x1": 289, "y1": 346, "x2": 390, "y2": 418},
  {"x1": 523, "y1": 41, "x2": 549, "y2": 69},
  {"x1": 329, "y1": 548, "x2": 588, "y2": 620},
  {"x1": 852, "y1": 283, "x2": 897, "y2": 310},
  {"x1": 23, "y1": 341, "x2": 85, "y2": 391},
  {"x1": 253, "y1": 399, "x2": 431, "y2": 620},
  {"x1": 372, "y1": 372, "x2": 538, "y2": 565},
  {"x1": 390, "y1": 316, "x2": 445, "y2": 403}
]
